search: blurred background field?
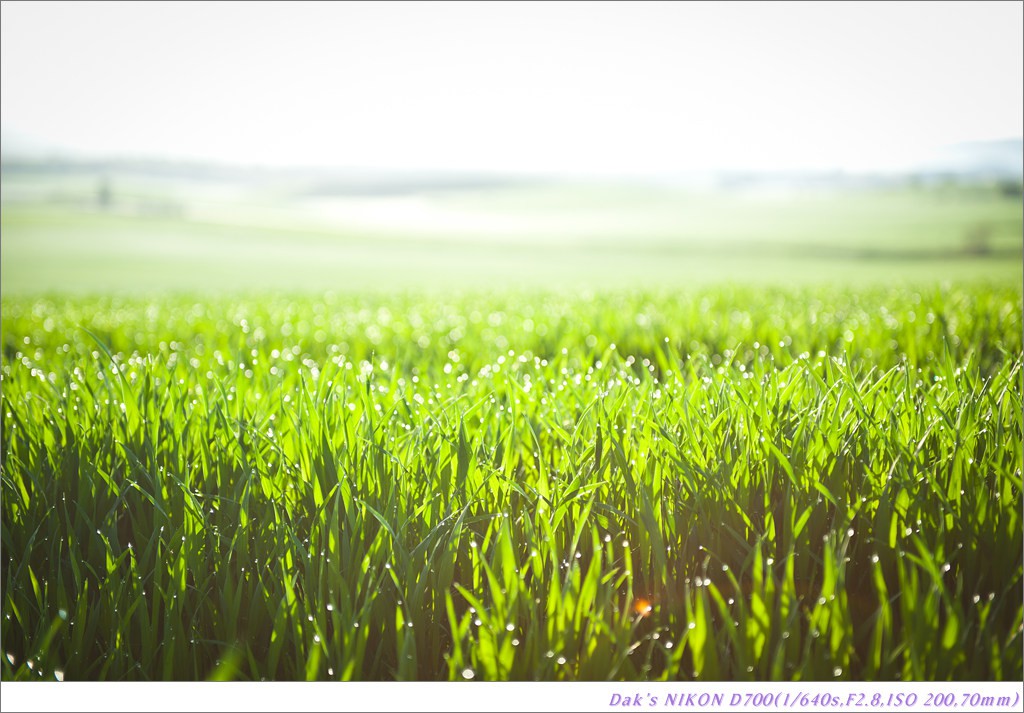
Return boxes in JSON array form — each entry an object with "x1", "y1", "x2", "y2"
[{"x1": 2, "y1": 158, "x2": 1021, "y2": 295}]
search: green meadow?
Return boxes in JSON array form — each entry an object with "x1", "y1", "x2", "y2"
[
  {"x1": 1, "y1": 176, "x2": 1022, "y2": 681},
  {"x1": 2, "y1": 175, "x2": 1021, "y2": 293}
]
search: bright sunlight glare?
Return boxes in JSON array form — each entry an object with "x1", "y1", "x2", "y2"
[{"x1": 2, "y1": 1, "x2": 1022, "y2": 175}]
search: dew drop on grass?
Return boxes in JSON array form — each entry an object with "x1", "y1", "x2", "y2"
[
  {"x1": 313, "y1": 635, "x2": 320, "y2": 644},
  {"x1": 687, "y1": 622, "x2": 696, "y2": 630},
  {"x1": 54, "y1": 669, "x2": 64, "y2": 681},
  {"x1": 511, "y1": 638, "x2": 520, "y2": 646},
  {"x1": 462, "y1": 668, "x2": 475, "y2": 680},
  {"x1": 505, "y1": 623, "x2": 515, "y2": 632},
  {"x1": 326, "y1": 604, "x2": 334, "y2": 612},
  {"x1": 833, "y1": 667, "x2": 843, "y2": 677},
  {"x1": 327, "y1": 667, "x2": 333, "y2": 676},
  {"x1": 556, "y1": 656, "x2": 567, "y2": 665}
]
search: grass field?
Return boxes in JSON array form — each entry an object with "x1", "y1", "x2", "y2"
[
  {"x1": 2, "y1": 175, "x2": 1022, "y2": 294},
  {"x1": 2, "y1": 283, "x2": 1022, "y2": 681},
  {"x1": 1, "y1": 177, "x2": 1022, "y2": 682}
]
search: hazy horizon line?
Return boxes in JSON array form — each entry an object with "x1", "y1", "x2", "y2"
[{"x1": 2, "y1": 133, "x2": 1022, "y2": 181}]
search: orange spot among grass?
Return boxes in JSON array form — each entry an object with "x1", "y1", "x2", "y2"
[{"x1": 633, "y1": 598, "x2": 653, "y2": 617}]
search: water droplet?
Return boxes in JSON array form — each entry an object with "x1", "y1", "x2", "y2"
[
  {"x1": 313, "y1": 634, "x2": 320, "y2": 643},
  {"x1": 326, "y1": 604, "x2": 334, "y2": 612},
  {"x1": 511, "y1": 638, "x2": 520, "y2": 646},
  {"x1": 505, "y1": 623, "x2": 515, "y2": 632},
  {"x1": 54, "y1": 669, "x2": 64, "y2": 681},
  {"x1": 462, "y1": 668, "x2": 475, "y2": 680},
  {"x1": 556, "y1": 656, "x2": 567, "y2": 665},
  {"x1": 664, "y1": 641, "x2": 674, "y2": 649},
  {"x1": 687, "y1": 622, "x2": 696, "y2": 630},
  {"x1": 833, "y1": 667, "x2": 842, "y2": 677}
]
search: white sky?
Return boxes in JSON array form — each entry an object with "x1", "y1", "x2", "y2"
[{"x1": 2, "y1": 1, "x2": 1022, "y2": 175}]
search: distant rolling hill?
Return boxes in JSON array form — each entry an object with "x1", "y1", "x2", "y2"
[{"x1": 908, "y1": 138, "x2": 1023, "y2": 180}]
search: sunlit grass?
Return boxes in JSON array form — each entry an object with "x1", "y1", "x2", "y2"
[{"x1": 1, "y1": 283, "x2": 1021, "y2": 681}]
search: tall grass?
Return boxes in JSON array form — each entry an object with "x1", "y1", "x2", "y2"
[{"x1": 1, "y1": 284, "x2": 1021, "y2": 681}]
